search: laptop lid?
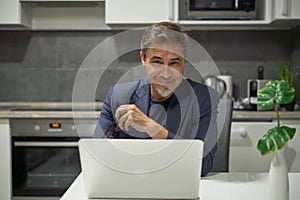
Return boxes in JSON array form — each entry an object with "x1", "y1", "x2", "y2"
[{"x1": 79, "y1": 139, "x2": 203, "y2": 199}]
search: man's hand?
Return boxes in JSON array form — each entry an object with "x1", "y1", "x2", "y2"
[{"x1": 115, "y1": 104, "x2": 168, "y2": 139}]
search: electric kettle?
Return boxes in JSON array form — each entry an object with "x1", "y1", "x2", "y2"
[{"x1": 204, "y1": 75, "x2": 227, "y2": 98}]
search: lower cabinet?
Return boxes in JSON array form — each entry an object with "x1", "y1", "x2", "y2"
[
  {"x1": 0, "y1": 119, "x2": 11, "y2": 200},
  {"x1": 229, "y1": 120, "x2": 300, "y2": 172}
]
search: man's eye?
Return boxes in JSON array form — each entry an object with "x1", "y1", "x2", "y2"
[
  {"x1": 151, "y1": 61, "x2": 163, "y2": 66},
  {"x1": 170, "y1": 61, "x2": 180, "y2": 66},
  {"x1": 152, "y1": 60, "x2": 162, "y2": 64}
]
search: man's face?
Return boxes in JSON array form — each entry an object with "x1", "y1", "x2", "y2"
[{"x1": 140, "y1": 44, "x2": 185, "y2": 101}]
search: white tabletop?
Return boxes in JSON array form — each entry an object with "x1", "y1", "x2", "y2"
[{"x1": 61, "y1": 172, "x2": 300, "y2": 200}]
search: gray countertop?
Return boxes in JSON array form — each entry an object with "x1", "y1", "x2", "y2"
[
  {"x1": 232, "y1": 110, "x2": 300, "y2": 120},
  {"x1": 0, "y1": 102, "x2": 102, "y2": 119},
  {"x1": 0, "y1": 102, "x2": 300, "y2": 120}
]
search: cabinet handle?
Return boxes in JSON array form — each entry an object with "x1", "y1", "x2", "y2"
[
  {"x1": 282, "y1": 0, "x2": 288, "y2": 16},
  {"x1": 231, "y1": 128, "x2": 248, "y2": 138},
  {"x1": 235, "y1": 0, "x2": 239, "y2": 9},
  {"x1": 14, "y1": 141, "x2": 78, "y2": 147},
  {"x1": 169, "y1": 0, "x2": 174, "y2": 20}
]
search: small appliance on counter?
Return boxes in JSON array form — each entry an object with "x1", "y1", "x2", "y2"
[
  {"x1": 247, "y1": 66, "x2": 272, "y2": 111},
  {"x1": 218, "y1": 75, "x2": 233, "y2": 99},
  {"x1": 204, "y1": 75, "x2": 227, "y2": 98},
  {"x1": 247, "y1": 79, "x2": 271, "y2": 110}
]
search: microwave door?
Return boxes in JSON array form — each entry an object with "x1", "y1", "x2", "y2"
[
  {"x1": 187, "y1": 0, "x2": 257, "y2": 19},
  {"x1": 189, "y1": 0, "x2": 235, "y2": 11}
]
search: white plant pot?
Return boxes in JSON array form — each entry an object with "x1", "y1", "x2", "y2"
[{"x1": 268, "y1": 147, "x2": 289, "y2": 200}]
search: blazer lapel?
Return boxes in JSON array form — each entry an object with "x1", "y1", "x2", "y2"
[
  {"x1": 129, "y1": 78, "x2": 150, "y2": 116},
  {"x1": 166, "y1": 79, "x2": 193, "y2": 137}
]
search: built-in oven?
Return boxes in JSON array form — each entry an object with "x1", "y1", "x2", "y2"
[{"x1": 10, "y1": 118, "x2": 95, "y2": 200}]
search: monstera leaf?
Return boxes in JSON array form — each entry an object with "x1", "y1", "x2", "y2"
[
  {"x1": 257, "y1": 80, "x2": 295, "y2": 109},
  {"x1": 257, "y1": 126, "x2": 296, "y2": 155},
  {"x1": 257, "y1": 80, "x2": 296, "y2": 156}
]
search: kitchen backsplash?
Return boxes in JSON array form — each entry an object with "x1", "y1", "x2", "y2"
[{"x1": 0, "y1": 27, "x2": 299, "y2": 103}]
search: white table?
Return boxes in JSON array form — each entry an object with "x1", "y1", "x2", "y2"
[{"x1": 61, "y1": 172, "x2": 300, "y2": 200}]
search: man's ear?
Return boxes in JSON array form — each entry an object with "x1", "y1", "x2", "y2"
[{"x1": 140, "y1": 51, "x2": 146, "y2": 65}]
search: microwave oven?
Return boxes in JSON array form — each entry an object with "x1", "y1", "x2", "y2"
[{"x1": 187, "y1": 0, "x2": 257, "y2": 19}]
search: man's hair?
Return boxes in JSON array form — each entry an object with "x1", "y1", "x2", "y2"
[{"x1": 140, "y1": 22, "x2": 188, "y2": 58}]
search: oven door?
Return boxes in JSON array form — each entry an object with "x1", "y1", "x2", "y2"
[{"x1": 12, "y1": 137, "x2": 81, "y2": 200}]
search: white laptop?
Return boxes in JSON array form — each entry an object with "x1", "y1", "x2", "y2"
[{"x1": 78, "y1": 139, "x2": 203, "y2": 199}]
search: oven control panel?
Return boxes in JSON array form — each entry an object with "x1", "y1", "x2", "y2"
[{"x1": 10, "y1": 119, "x2": 96, "y2": 137}]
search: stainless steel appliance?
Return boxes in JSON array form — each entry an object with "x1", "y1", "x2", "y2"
[
  {"x1": 247, "y1": 79, "x2": 271, "y2": 110},
  {"x1": 187, "y1": 0, "x2": 257, "y2": 19},
  {"x1": 11, "y1": 118, "x2": 95, "y2": 200},
  {"x1": 204, "y1": 75, "x2": 227, "y2": 98}
]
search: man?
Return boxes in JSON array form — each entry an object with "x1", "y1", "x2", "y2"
[{"x1": 94, "y1": 22, "x2": 219, "y2": 176}]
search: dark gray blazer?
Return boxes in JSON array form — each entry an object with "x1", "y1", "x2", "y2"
[{"x1": 94, "y1": 77, "x2": 219, "y2": 176}]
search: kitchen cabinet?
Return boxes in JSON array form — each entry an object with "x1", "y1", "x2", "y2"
[
  {"x1": 273, "y1": 0, "x2": 300, "y2": 19},
  {"x1": 105, "y1": 0, "x2": 174, "y2": 24},
  {"x1": 229, "y1": 120, "x2": 300, "y2": 172},
  {"x1": 22, "y1": 0, "x2": 108, "y2": 30},
  {"x1": 0, "y1": 119, "x2": 11, "y2": 200},
  {"x1": 0, "y1": 0, "x2": 31, "y2": 27}
]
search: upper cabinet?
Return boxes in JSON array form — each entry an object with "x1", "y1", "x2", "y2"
[
  {"x1": 273, "y1": 0, "x2": 300, "y2": 19},
  {"x1": 105, "y1": 0, "x2": 174, "y2": 24},
  {"x1": 17, "y1": 0, "x2": 108, "y2": 30},
  {"x1": 0, "y1": 0, "x2": 31, "y2": 27}
]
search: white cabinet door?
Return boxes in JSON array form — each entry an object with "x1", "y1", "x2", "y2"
[
  {"x1": 281, "y1": 120, "x2": 300, "y2": 172},
  {"x1": 0, "y1": 119, "x2": 11, "y2": 200},
  {"x1": 0, "y1": 0, "x2": 20, "y2": 24},
  {"x1": 105, "y1": 0, "x2": 174, "y2": 24},
  {"x1": 273, "y1": 0, "x2": 300, "y2": 19},
  {"x1": 0, "y1": 0, "x2": 31, "y2": 26},
  {"x1": 229, "y1": 120, "x2": 300, "y2": 172},
  {"x1": 229, "y1": 121, "x2": 275, "y2": 172}
]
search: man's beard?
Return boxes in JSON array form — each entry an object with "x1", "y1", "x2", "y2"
[{"x1": 155, "y1": 86, "x2": 173, "y2": 98}]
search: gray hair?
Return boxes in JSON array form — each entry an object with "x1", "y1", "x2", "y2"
[{"x1": 140, "y1": 22, "x2": 188, "y2": 58}]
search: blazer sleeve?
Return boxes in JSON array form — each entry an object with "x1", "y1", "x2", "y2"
[
  {"x1": 93, "y1": 86, "x2": 116, "y2": 138},
  {"x1": 197, "y1": 88, "x2": 219, "y2": 176}
]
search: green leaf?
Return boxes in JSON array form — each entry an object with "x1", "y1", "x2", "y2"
[
  {"x1": 257, "y1": 126, "x2": 296, "y2": 155},
  {"x1": 257, "y1": 80, "x2": 295, "y2": 110}
]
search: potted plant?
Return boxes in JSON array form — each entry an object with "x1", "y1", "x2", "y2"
[
  {"x1": 257, "y1": 80, "x2": 296, "y2": 200},
  {"x1": 276, "y1": 63, "x2": 296, "y2": 111}
]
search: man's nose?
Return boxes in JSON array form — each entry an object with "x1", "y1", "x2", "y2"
[{"x1": 160, "y1": 65, "x2": 171, "y2": 77}]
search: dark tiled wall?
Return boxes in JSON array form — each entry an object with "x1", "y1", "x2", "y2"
[
  {"x1": 292, "y1": 27, "x2": 300, "y2": 104},
  {"x1": 0, "y1": 29, "x2": 296, "y2": 102}
]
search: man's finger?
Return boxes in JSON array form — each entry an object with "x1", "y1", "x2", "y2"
[
  {"x1": 124, "y1": 115, "x2": 132, "y2": 131},
  {"x1": 115, "y1": 105, "x2": 129, "y2": 121},
  {"x1": 118, "y1": 111, "x2": 129, "y2": 131}
]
